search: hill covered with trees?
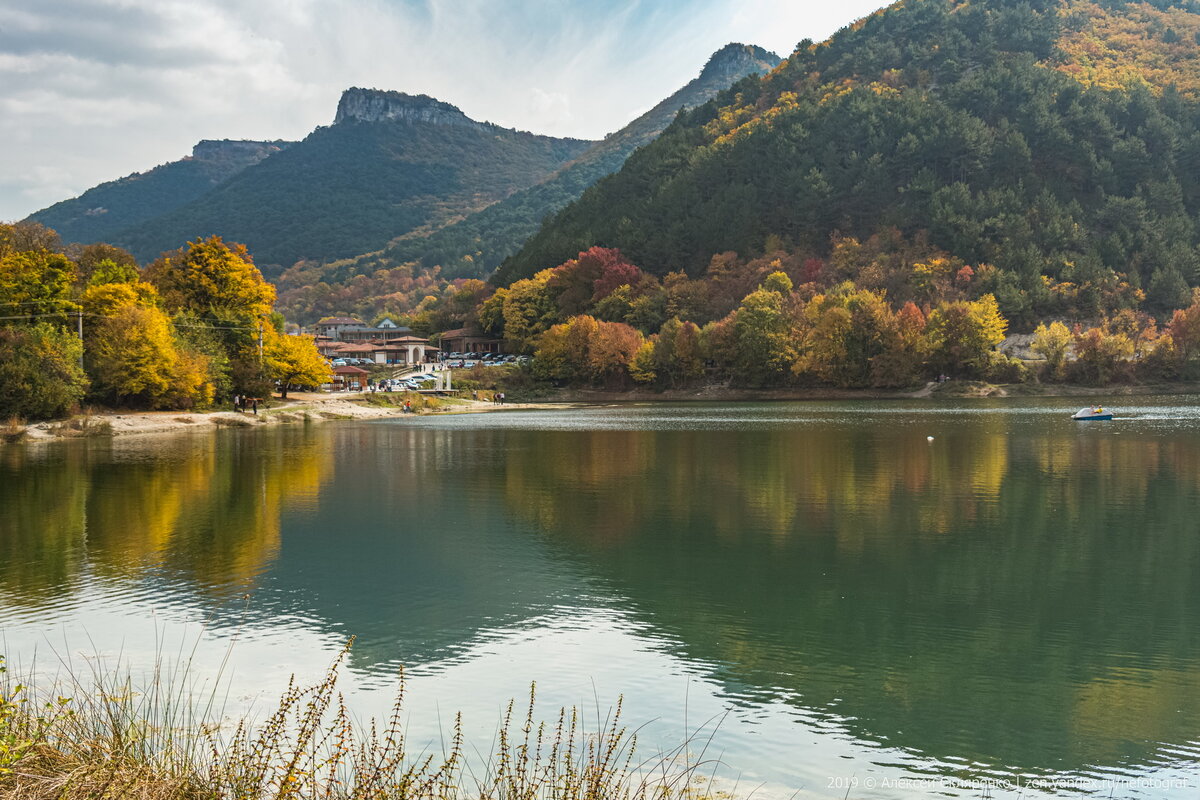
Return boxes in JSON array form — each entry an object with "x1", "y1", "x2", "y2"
[
  {"x1": 499, "y1": 0, "x2": 1200, "y2": 329},
  {"x1": 110, "y1": 94, "x2": 592, "y2": 275},
  {"x1": 27, "y1": 140, "x2": 290, "y2": 246}
]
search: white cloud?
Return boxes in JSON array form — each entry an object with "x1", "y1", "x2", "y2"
[{"x1": 0, "y1": 0, "x2": 887, "y2": 221}]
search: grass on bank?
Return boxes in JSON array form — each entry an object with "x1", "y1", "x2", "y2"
[
  {"x1": 361, "y1": 391, "x2": 448, "y2": 412},
  {"x1": 0, "y1": 647, "x2": 724, "y2": 800},
  {"x1": 449, "y1": 364, "x2": 554, "y2": 404}
]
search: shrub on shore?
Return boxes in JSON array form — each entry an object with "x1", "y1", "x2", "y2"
[
  {"x1": 363, "y1": 391, "x2": 444, "y2": 411},
  {"x1": 0, "y1": 650, "x2": 718, "y2": 800},
  {"x1": 0, "y1": 416, "x2": 25, "y2": 444},
  {"x1": 46, "y1": 411, "x2": 113, "y2": 438}
]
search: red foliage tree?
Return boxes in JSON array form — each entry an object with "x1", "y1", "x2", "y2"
[
  {"x1": 590, "y1": 249, "x2": 644, "y2": 302},
  {"x1": 802, "y1": 258, "x2": 825, "y2": 283}
]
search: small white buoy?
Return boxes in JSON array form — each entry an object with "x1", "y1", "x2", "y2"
[{"x1": 927, "y1": 435, "x2": 934, "y2": 442}]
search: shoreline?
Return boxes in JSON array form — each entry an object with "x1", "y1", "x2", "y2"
[
  {"x1": 549, "y1": 379, "x2": 1200, "y2": 403},
  {"x1": 13, "y1": 393, "x2": 569, "y2": 443},
  {"x1": 10, "y1": 380, "x2": 1200, "y2": 443}
]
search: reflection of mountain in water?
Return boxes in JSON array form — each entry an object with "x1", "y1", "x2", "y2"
[
  {"x1": 257, "y1": 426, "x2": 593, "y2": 669},
  {"x1": 471, "y1": 410, "x2": 1200, "y2": 778}
]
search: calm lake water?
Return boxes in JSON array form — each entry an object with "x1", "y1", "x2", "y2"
[{"x1": 2, "y1": 400, "x2": 1199, "y2": 798}]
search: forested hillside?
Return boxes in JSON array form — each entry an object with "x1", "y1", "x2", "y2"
[
  {"x1": 501, "y1": 0, "x2": 1200, "y2": 327},
  {"x1": 109, "y1": 96, "x2": 592, "y2": 274},
  {"x1": 27, "y1": 140, "x2": 289, "y2": 246},
  {"x1": 292, "y1": 44, "x2": 781, "y2": 287}
]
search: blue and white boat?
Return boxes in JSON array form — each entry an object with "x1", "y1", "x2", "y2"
[{"x1": 1072, "y1": 406, "x2": 1113, "y2": 421}]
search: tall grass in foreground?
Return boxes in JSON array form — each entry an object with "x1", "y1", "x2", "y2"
[{"x1": 0, "y1": 645, "x2": 726, "y2": 800}]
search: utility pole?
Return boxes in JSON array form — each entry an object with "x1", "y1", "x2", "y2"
[{"x1": 75, "y1": 310, "x2": 84, "y2": 371}]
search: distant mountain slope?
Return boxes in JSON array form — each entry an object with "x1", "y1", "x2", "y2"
[
  {"x1": 26, "y1": 140, "x2": 289, "y2": 245},
  {"x1": 295, "y1": 44, "x2": 780, "y2": 291},
  {"x1": 106, "y1": 91, "x2": 593, "y2": 273},
  {"x1": 499, "y1": 0, "x2": 1200, "y2": 323}
]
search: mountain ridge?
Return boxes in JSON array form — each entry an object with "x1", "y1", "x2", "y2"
[
  {"x1": 100, "y1": 101, "x2": 594, "y2": 270},
  {"x1": 282, "y1": 41, "x2": 781, "y2": 304}
]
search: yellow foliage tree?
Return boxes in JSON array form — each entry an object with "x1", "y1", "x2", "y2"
[
  {"x1": 146, "y1": 236, "x2": 275, "y2": 320},
  {"x1": 0, "y1": 249, "x2": 77, "y2": 315},
  {"x1": 926, "y1": 294, "x2": 1008, "y2": 377},
  {"x1": 265, "y1": 331, "x2": 332, "y2": 398},
  {"x1": 90, "y1": 303, "x2": 213, "y2": 410},
  {"x1": 503, "y1": 269, "x2": 557, "y2": 352},
  {"x1": 629, "y1": 340, "x2": 657, "y2": 384},
  {"x1": 1031, "y1": 320, "x2": 1072, "y2": 379},
  {"x1": 81, "y1": 281, "x2": 159, "y2": 320}
]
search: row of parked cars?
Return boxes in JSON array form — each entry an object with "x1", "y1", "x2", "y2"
[
  {"x1": 443, "y1": 352, "x2": 529, "y2": 368},
  {"x1": 378, "y1": 375, "x2": 436, "y2": 391},
  {"x1": 330, "y1": 357, "x2": 376, "y2": 367}
]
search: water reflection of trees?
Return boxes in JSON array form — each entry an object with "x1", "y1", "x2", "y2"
[
  {"x1": 495, "y1": 420, "x2": 1200, "y2": 776},
  {"x1": 0, "y1": 445, "x2": 89, "y2": 599},
  {"x1": 5, "y1": 415, "x2": 1200, "y2": 777},
  {"x1": 0, "y1": 428, "x2": 328, "y2": 601}
]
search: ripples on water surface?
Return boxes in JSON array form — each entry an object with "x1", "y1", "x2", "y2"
[{"x1": 2, "y1": 398, "x2": 1200, "y2": 798}]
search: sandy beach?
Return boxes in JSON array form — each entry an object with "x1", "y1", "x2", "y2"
[{"x1": 16, "y1": 392, "x2": 564, "y2": 442}]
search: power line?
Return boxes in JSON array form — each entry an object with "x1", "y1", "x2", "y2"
[
  {"x1": 0, "y1": 310, "x2": 256, "y2": 331},
  {"x1": 0, "y1": 300, "x2": 79, "y2": 308},
  {"x1": 0, "y1": 312, "x2": 74, "y2": 322}
]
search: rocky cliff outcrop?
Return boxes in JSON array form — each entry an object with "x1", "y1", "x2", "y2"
[
  {"x1": 698, "y1": 43, "x2": 782, "y2": 84},
  {"x1": 191, "y1": 139, "x2": 288, "y2": 164},
  {"x1": 334, "y1": 88, "x2": 491, "y2": 130}
]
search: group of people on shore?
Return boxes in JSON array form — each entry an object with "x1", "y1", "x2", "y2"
[{"x1": 232, "y1": 395, "x2": 259, "y2": 414}]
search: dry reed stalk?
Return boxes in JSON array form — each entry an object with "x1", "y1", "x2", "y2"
[{"x1": 1, "y1": 645, "x2": 725, "y2": 800}]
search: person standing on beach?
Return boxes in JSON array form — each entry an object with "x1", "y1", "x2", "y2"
[
  {"x1": 233, "y1": 394, "x2": 241, "y2": 413},
  {"x1": 251, "y1": 397, "x2": 258, "y2": 415}
]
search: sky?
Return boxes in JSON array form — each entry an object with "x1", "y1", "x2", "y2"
[{"x1": 0, "y1": 0, "x2": 886, "y2": 221}]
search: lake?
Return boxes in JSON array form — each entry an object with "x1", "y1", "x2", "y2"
[{"x1": 2, "y1": 400, "x2": 1199, "y2": 798}]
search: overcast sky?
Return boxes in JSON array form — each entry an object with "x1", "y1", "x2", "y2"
[{"x1": 0, "y1": 0, "x2": 886, "y2": 221}]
